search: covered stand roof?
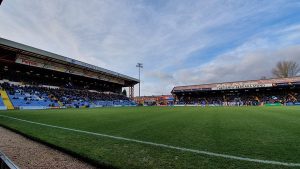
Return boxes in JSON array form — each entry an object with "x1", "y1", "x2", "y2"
[
  {"x1": 0, "y1": 37, "x2": 139, "y2": 86},
  {"x1": 172, "y1": 76, "x2": 300, "y2": 93}
]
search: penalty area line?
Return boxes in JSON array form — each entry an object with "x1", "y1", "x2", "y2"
[{"x1": 0, "y1": 114, "x2": 299, "y2": 167}]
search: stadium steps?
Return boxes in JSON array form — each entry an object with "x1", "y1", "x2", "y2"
[{"x1": 0, "y1": 90, "x2": 14, "y2": 110}]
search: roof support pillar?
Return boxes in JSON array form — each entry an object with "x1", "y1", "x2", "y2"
[{"x1": 129, "y1": 85, "x2": 134, "y2": 99}]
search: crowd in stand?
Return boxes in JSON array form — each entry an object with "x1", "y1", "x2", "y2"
[
  {"x1": 177, "y1": 92, "x2": 300, "y2": 106},
  {"x1": 51, "y1": 88, "x2": 130, "y2": 107},
  {"x1": 0, "y1": 82, "x2": 134, "y2": 108},
  {"x1": 2, "y1": 80, "x2": 299, "y2": 108}
]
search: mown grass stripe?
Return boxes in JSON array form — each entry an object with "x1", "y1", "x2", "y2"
[{"x1": 1, "y1": 114, "x2": 299, "y2": 167}]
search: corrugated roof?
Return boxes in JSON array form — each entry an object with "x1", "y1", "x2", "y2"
[
  {"x1": 0, "y1": 37, "x2": 139, "y2": 84},
  {"x1": 172, "y1": 76, "x2": 300, "y2": 92}
]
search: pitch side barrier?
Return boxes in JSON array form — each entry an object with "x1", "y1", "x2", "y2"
[
  {"x1": 11, "y1": 105, "x2": 136, "y2": 110},
  {"x1": 175, "y1": 102, "x2": 243, "y2": 106},
  {"x1": 0, "y1": 150, "x2": 20, "y2": 169},
  {"x1": 174, "y1": 103, "x2": 300, "y2": 107},
  {"x1": 286, "y1": 102, "x2": 300, "y2": 106}
]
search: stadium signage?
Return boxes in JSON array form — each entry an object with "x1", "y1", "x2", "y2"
[
  {"x1": 294, "y1": 102, "x2": 300, "y2": 106},
  {"x1": 213, "y1": 83, "x2": 272, "y2": 90},
  {"x1": 16, "y1": 55, "x2": 39, "y2": 67},
  {"x1": 15, "y1": 55, "x2": 125, "y2": 85}
]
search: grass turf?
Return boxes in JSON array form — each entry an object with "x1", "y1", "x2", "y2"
[{"x1": 0, "y1": 106, "x2": 300, "y2": 169}]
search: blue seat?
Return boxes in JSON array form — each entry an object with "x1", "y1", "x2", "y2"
[{"x1": 0, "y1": 97, "x2": 4, "y2": 106}]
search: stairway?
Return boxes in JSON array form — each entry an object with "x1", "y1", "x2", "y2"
[{"x1": 0, "y1": 90, "x2": 14, "y2": 110}]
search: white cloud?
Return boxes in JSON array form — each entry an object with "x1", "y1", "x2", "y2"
[
  {"x1": 174, "y1": 45, "x2": 300, "y2": 85},
  {"x1": 0, "y1": 0, "x2": 299, "y2": 95}
]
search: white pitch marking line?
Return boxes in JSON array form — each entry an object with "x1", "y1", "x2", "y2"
[{"x1": 0, "y1": 114, "x2": 299, "y2": 167}]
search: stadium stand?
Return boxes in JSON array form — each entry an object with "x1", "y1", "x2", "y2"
[
  {"x1": 0, "y1": 96, "x2": 6, "y2": 110},
  {"x1": 0, "y1": 90, "x2": 4, "y2": 105},
  {"x1": 0, "y1": 97, "x2": 4, "y2": 106},
  {"x1": 0, "y1": 82, "x2": 135, "y2": 109},
  {"x1": 0, "y1": 38, "x2": 138, "y2": 110},
  {"x1": 172, "y1": 77, "x2": 300, "y2": 106},
  {"x1": 4, "y1": 84, "x2": 59, "y2": 109},
  {"x1": 0, "y1": 82, "x2": 136, "y2": 109}
]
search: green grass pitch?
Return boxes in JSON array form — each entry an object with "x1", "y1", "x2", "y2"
[{"x1": 0, "y1": 106, "x2": 300, "y2": 169}]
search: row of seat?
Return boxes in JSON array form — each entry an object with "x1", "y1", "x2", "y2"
[
  {"x1": 0, "y1": 97, "x2": 4, "y2": 106},
  {"x1": 2, "y1": 83, "x2": 136, "y2": 109}
]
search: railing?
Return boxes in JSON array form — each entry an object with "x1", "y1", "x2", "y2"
[{"x1": 0, "y1": 150, "x2": 19, "y2": 169}]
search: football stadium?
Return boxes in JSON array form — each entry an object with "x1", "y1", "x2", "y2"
[
  {"x1": 0, "y1": 38, "x2": 300, "y2": 169},
  {"x1": 1, "y1": 1, "x2": 300, "y2": 169}
]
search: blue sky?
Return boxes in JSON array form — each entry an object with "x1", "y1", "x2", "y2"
[{"x1": 1, "y1": 0, "x2": 300, "y2": 95}]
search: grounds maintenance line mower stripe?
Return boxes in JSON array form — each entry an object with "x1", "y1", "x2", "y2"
[{"x1": 1, "y1": 114, "x2": 300, "y2": 167}]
